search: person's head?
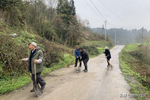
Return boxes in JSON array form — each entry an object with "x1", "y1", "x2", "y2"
[
  {"x1": 79, "y1": 48, "x2": 83, "y2": 52},
  {"x1": 28, "y1": 42, "x2": 37, "y2": 50},
  {"x1": 104, "y1": 46, "x2": 108, "y2": 50},
  {"x1": 76, "y1": 45, "x2": 79, "y2": 49}
]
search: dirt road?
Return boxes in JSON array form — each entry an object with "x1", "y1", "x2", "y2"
[{"x1": 0, "y1": 45, "x2": 135, "y2": 100}]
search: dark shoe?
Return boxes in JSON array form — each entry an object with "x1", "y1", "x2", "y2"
[
  {"x1": 84, "y1": 70, "x2": 88, "y2": 72},
  {"x1": 41, "y1": 83, "x2": 46, "y2": 90},
  {"x1": 83, "y1": 70, "x2": 88, "y2": 72},
  {"x1": 30, "y1": 89, "x2": 35, "y2": 92}
]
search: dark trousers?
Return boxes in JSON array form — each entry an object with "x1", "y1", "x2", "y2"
[
  {"x1": 107, "y1": 57, "x2": 111, "y2": 65},
  {"x1": 75, "y1": 57, "x2": 81, "y2": 67},
  {"x1": 83, "y1": 59, "x2": 89, "y2": 70},
  {"x1": 32, "y1": 72, "x2": 46, "y2": 87}
]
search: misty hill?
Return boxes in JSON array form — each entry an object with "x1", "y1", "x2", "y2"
[{"x1": 92, "y1": 28, "x2": 150, "y2": 45}]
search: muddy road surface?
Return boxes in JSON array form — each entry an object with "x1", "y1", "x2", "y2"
[{"x1": 0, "y1": 45, "x2": 135, "y2": 100}]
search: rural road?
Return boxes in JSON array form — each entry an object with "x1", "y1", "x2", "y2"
[{"x1": 0, "y1": 45, "x2": 135, "y2": 100}]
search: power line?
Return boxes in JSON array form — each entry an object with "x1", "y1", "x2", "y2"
[
  {"x1": 97, "y1": 0, "x2": 133, "y2": 27},
  {"x1": 84, "y1": 0, "x2": 115, "y2": 29},
  {"x1": 89, "y1": 0, "x2": 106, "y2": 20},
  {"x1": 89, "y1": 0, "x2": 110, "y2": 41},
  {"x1": 89, "y1": 0, "x2": 116, "y2": 30},
  {"x1": 78, "y1": 14, "x2": 103, "y2": 22},
  {"x1": 84, "y1": 0, "x2": 104, "y2": 21}
]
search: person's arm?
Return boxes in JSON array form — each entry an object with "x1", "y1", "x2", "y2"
[
  {"x1": 22, "y1": 58, "x2": 29, "y2": 61},
  {"x1": 103, "y1": 50, "x2": 106, "y2": 54},
  {"x1": 75, "y1": 50, "x2": 77, "y2": 58},
  {"x1": 105, "y1": 50, "x2": 111, "y2": 58},
  {"x1": 108, "y1": 50, "x2": 111, "y2": 58},
  {"x1": 34, "y1": 59, "x2": 42, "y2": 63},
  {"x1": 34, "y1": 50, "x2": 43, "y2": 63},
  {"x1": 75, "y1": 50, "x2": 79, "y2": 58},
  {"x1": 81, "y1": 52, "x2": 86, "y2": 60}
]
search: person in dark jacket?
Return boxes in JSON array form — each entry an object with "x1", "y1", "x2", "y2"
[
  {"x1": 22, "y1": 42, "x2": 46, "y2": 92},
  {"x1": 79, "y1": 48, "x2": 89, "y2": 72},
  {"x1": 103, "y1": 47, "x2": 113, "y2": 67},
  {"x1": 74, "y1": 45, "x2": 81, "y2": 68}
]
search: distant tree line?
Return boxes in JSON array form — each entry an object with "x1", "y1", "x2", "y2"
[{"x1": 92, "y1": 28, "x2": 150, "y2": 45}]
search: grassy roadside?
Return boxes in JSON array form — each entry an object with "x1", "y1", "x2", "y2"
[
  {"x1": 0, "y1": 40, "x2": 109, "y2": 94},
  {"x1": 0, "y1": 54, "x2": 74, "y2": 94},
  {"x1": 0, "y1": 21, "x2": 75, "y2": 95},
  {"x1": 119, "y1": 44, "x2": 150, "y2": 100}
]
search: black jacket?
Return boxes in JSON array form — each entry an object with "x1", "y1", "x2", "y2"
[
  {"x1": 80, "y1": 50, "x2": 89, "y2": 61},
  {"x1": 103, "y1": 49, "x2": 111, "y2": 59}
]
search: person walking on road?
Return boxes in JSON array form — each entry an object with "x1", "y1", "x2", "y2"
[
  {"x1": 79, "y1": 48, "x2": 89, "y2": 72},
  {"x1": 74, "y1": 45, "x2": 81, "y2": 70},
  {"x1": 22, "y1": 42, "x2": 46, "y2": 92},
  {"x1": 103, "y1": 47, "x2": 113, "y2": 68}
]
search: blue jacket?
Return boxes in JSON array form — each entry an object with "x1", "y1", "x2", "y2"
[{"x1": 75, "y1": 49, "x2": 80, "y2": 58}]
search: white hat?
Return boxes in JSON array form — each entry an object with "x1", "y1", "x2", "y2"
[
  {"x1": 31, "y1": 42, "x2": 37, "y2": 47},
  {"x1": 104, "y1": 46, "x2": 108, "y2": 49}
]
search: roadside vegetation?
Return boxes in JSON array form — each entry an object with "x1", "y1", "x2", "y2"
[
  {"x1": 0, "y1": 24, "x2": 112, "y2": 94},
  {"x1": 119, "y1": 42, "x2": 150, "y2": 100},
  {"x1": 0, "y1": 0, "x2": 113, "y2": 94}
]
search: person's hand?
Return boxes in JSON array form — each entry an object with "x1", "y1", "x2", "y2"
[
  {"x1": 21, "y1": 59, "x2": 24, "y2": 62},
  {"x1": 22, "y1": 58, "x2": 28, "y2": 62},
  {"x1": 34, "y1": 59, "x2": 38, "y2": 63}
]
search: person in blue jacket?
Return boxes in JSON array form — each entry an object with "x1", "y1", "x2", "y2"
[{"x1": 74, "y1": 45, "x2": 81, "y2": 68}]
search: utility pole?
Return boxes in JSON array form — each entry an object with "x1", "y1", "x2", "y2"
[
  {"x1": 102, "y1": 24, "x2": 104, "y2": 34},
  {"x1": 114, "y1": 30, "x2": 116, "y2": 45},
  {"x1": 142, "y1": 27, "x2": 144, "y2": 43},
  {"x1": 104, "y1": 20, "x2": 107, "y2": 41}
]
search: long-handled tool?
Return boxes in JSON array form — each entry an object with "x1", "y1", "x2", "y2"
[
  {"x1": 107, "y1": 60, "x2": 113, "y2": 68},
  {"x1": 33, "y1": 63, "x2": 43, "y2": 97}
]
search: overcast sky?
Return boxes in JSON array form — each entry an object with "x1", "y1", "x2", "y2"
[{"x1": 74, "y1": 0, "x2": 150, "y2": 30}]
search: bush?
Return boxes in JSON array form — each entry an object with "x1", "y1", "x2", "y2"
[{"x1": 80, "y1": 45, "x2": 99, "y2": 55}]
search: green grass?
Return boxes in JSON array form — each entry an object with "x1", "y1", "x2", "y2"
[
  {"x1": 0, "y1": 54, "x2": 74, "y2": 95},
  {"x1": 80, "y1": 40, "x2": 112, "y2": 47},
  {"x1": 119, "y1": 44, "x2": 150, "y2": 100},
  {"x1": 41, "y1": 54, "x2": 74, "y2": 76},
  {"x1": 97, "y1": 47, "x2": 105, "y2": 54},
  {"x1": 0, "y1": 74, "x2": 30, "y2": 94}
]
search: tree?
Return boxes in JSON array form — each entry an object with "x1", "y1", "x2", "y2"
[
  {"x1": 47, "y1": 0, "x2": 57, "y2": 20},
  {"x1": 56, "y1": 0, "x2": 81, "y2": 46},
  {"x1": 0, "y1": 0, "x2": 24, "y2": 26},
  {"x1": 69, "y1": 0, "x2": 76, "y2": 16}
]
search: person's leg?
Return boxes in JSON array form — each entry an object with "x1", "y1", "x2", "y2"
[
  {"x1": 32, "y1": 74, "x2": 35, "y2": 84},
  {"x1": 74, "y1": 58, "x2": 78, "y2": 67},
  {"x1": 79, "y1": 57, "x2": 82, "y2": 67},
  {"x1": 107, "y1": 58, "x2": 110, "y2": 66},
  {"x1": 108, "y1": 59, "x2": 113, "y2": 68},
  {"x1": 83, "y1": 59, "x2": 88, "y2": 72},
  {"x1": 107, "y1": 60, "x2": 110, "y2": 65},
  {"x1": 36, "y1": 72, "x2": 46, "y2": 90},
  {"x1": 30, "y1": 74, "x2": 35, "y2": 92}
]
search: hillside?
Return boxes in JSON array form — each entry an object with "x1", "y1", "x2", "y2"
[
  {"x1": 0, "y1": 0, "x2": 113, "y2": 94},
  {"x1": 0, "y1": 20, "x2": 112, "y2": 94}
]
